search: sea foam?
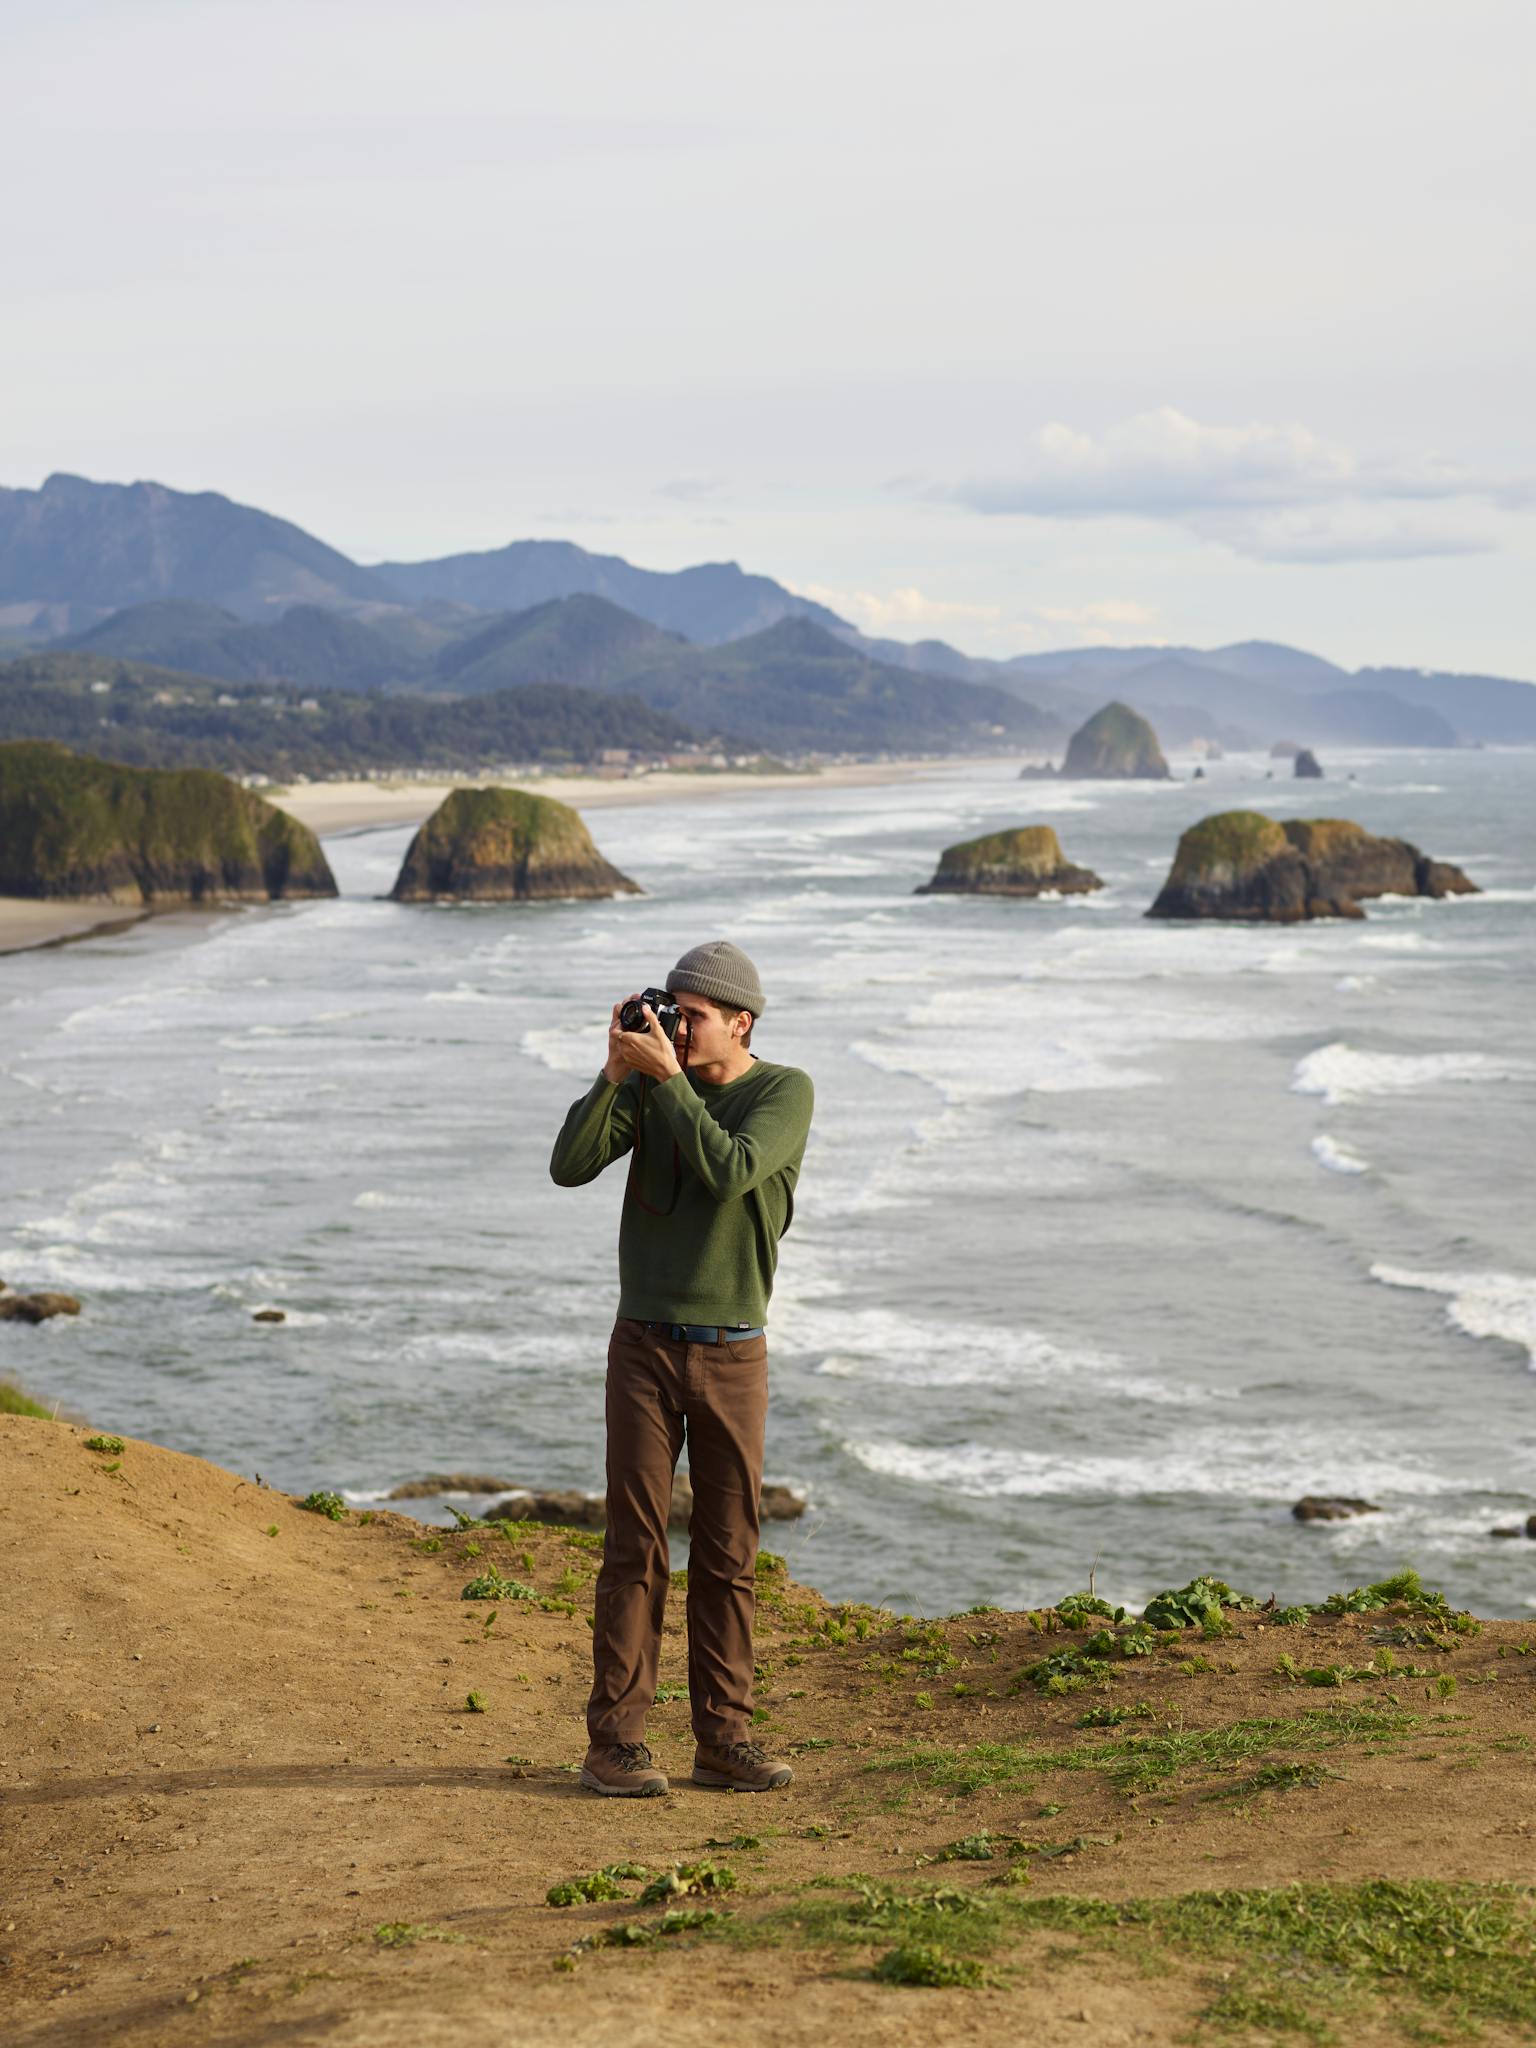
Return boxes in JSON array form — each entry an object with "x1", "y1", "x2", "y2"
[
  {"x1": 1291, "y1": 1042, "x2": 1521, "y2": 1106},
  {"x1": 1371, "y1": 1265, "x2": 1536, "y2": 1368},
  {"x1": 843, "y1": 1434, "x2": 1460, "y2": 1501},
  {"x1": 1310, "y1": 1134, "x2": 1370, "y2": 1175}
]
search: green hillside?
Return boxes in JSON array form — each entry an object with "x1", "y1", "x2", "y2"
[{"x1": 0, "y1": 654, "x2": 700, "y2": 776}]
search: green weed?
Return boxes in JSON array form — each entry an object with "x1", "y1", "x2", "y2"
[
  {"x1": 460, "y1": 1568, "x2": 536, "y2": 1602},
  {"x1": 1142, "y1": 1577, "x2": 1259, "y2": 1630},
  {"x1": 84, "y1": 1433, "x2": 125, "y2": 1454},
  {"x1": 638, "y1": 1861, "x2": 737, "y2": 1906},
  {"x1": 298, "y1": 1490, "x2": 346, "y2": 1520},
  {"x1": 373, "y1": 1921, "x2": 463, "y2": 1947}
]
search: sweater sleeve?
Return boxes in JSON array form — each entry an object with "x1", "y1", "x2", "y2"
[
  {"x1": 647, "y1": 1066, "x2": 814, "y2": 1202},
  {"x1": 549, "y1": 1074, "x2": 640, "y2": 1186}
]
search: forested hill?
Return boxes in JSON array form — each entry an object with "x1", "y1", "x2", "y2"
[{"x1": 0, "y1": 655, "x2": 700, "y2": 778}]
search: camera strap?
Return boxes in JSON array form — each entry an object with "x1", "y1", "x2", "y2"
[{"x1": 624, "y1": 1036, "x2": 690, "y2": 1218}]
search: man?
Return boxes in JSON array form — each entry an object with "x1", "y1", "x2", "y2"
[{"x1": 550, "y1": 939, "x2": 813, "y2": 1798}]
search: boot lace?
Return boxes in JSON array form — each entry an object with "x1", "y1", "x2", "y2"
[
  {"x1": 608, "y1": 1741, "x2": 655, "y2": 1771},
  {"x1": 721, "y1": 1740, "x2": 769, "y2": 1766}
]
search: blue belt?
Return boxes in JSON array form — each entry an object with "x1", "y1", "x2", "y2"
[{"x1": 644, "y1": 1321, "x2": 765, "y2": 1344}]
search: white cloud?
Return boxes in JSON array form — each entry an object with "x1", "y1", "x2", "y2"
[
  {"x1": 792, "y1": 582, "x2": 1005, "y2": 636},
  {"x1": 1194, "y1": 504, "x2": 1499, "y2": 564},
  {"x1": 949, "y1": 406, "x2": 1529, "y2": 563},
  {"x1": 657, "y1": 475, "x2": 727, "y2": 503},
  {"x1": 1035, "y1": 598, "x2": 1159, "y2": 630}
]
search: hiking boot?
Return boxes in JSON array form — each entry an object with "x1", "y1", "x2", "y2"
[
  {"x1": 579, "y1": 1741, "x2": 668, "y2": 1798},
  {"x1": 691, "y1": 1739, "x2": 794, "y2": 1791}
]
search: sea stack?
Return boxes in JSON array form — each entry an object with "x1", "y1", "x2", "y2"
[
  {"x1": 0, "y1": 741, "x2": 336, "y2": 904},
  {"x1": 1147, "y1": 811, "x2": 1479, "y2": 922},
  {"x1": 389, "y1": 787, "x2": 641, "y2": 902},
  {"x1": 916, "y1": 825, "x2": 1103, "y2": 897},
  {"x1": 1056, "y1": 701, "x2": 1171, "y2": 780},
  {"x1": 1294, "y1": 749, "x2": 1324, "y2": 779}
]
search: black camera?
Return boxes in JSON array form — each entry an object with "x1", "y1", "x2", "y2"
[{"x1": 619, "y1": 987, "x2": 683, "y2": 1039}]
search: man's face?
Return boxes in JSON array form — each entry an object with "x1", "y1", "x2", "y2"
[{"x1": 670, "y1": 992, "x2": 744, "y2": 1064}]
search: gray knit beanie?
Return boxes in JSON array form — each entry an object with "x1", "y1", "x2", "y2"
[{"x1": 666, "y1": 939, "x2": 765, "y2": 1017}]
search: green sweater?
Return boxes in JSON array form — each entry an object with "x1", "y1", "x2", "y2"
[{"x1": 549, "y1": 1058, "x2": 814, "y2": 1327}]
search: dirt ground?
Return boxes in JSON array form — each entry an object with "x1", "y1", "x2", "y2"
[{"x1": 3, "y1": 1413, "x2": 1533, "y2": 2048}]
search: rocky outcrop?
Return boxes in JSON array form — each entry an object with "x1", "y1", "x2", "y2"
[
  {"x1": 476, "y1": 1475, "x2": 807, "y2": 1529},
  {"x1": 0, "y1": 741, "x2": 336, "y2": 904},
  {"x1": 1051, "y1": 701, "x2": 1171, "y2": 780},
  {"x1": 387, "y1": 1474, "x2": 513, "y2": 1500},
  {"x1": 1294, "y1": 749, "x2": 1324, "y2": 779},
  {"x1": 915, "y1": 825, "x2": 1103, "y2": 898},
  {"x1": 0, "y1": 1291, "x2": 82, "y2": 1324},
  {"x1": 1293, "y1": 1495, "x2": 1379, "y2": 1523},
  {"x1": 389, "y1": 787, "x2": 640, "y2": 902},
  {"x1": 1489, "y1": 1513, "x2": 1536, "y2": 1539},
  {"x1": 1147, "y1": 812, "x2": 1480, "y2": 922}
]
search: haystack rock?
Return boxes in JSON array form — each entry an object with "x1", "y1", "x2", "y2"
[
  {"x1": 0, "y1": 741, "x2": 336, "y2": 905},
  {"x1": 1148, "y1": 812, "x2": 1480, "y2": 922},
  {"x1": 1056, "y1": 701, "x2": 1171, "y2": 780},
  {"x1": 389, "y1": 787, "x2": 641, "y2": 902},
  {"x1": 1294, "y1": 749, "x2": 1324, "y2": 779},
  {"x1": 915, "y1": 825, "x2": 1103, "y2": 897}
]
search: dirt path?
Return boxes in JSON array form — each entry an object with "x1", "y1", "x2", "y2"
[{"x1": 3, "y1": 1414, "x2": 1533, "y2": 2046}]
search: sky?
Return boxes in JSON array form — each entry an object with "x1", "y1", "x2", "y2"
[{"x1": 5, "y1": 0, "x2": 1534, "y2": 674}]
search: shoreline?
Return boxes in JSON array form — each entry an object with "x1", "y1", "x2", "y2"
[
  {"x1": 0, "y1": 897, "x2": 152, "y2": 957},
  {"x1": 266, "y1": 756, "x2": 946, "y2": 837},
  {"x1": 0, "y1": 760, "x2": 948, "y2": 953}
]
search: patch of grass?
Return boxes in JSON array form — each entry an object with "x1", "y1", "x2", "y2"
[
  {"x1": 1204, "y1": 1760, "x2": 1336, "y2": 1801},
  {"x1": 463, "y1": 1691, "x2": 487, "y2": 1714},
  {"x1": 0, "y1": 1382, "x2": 53, "y2": 1419},
  {"x1": 866, "y1": 1703, "x2": 1421, "y2": 1801},
  {"x1": 874, "y1": 1942, "x2": 990, "y2": 1987},
  {"x1": 298, "y1": 1490, "x2": 347, "y2": 1520},
  {"x1": 1271, "y1": 1605, "x2": 1311, "y2": 1627},
  {"x1": 84, "y1": 1433, "x2": 125, "y2": 1454},
  {"x1": 373, "y1": 1921, "x2": 463, "y2": 1947},
  {"x1": 723, "y1": 1878, "x2": 1536, "y2": 2036}
]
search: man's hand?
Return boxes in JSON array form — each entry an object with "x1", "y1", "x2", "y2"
[{"x1": 603, "y1": 998, "x2": 682, "y2": 1086}]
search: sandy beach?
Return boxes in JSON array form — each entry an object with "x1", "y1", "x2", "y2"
[
  {"x1": 0, "y1": 897, "x2": 150, "y2": 957},
  {"x1": 269, "y1": 757, "x2": 939, "y2": 837}
]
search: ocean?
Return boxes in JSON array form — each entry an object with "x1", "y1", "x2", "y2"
[{"x1": 3, "y1": 748, "x2": 1534, "y2": 1619}]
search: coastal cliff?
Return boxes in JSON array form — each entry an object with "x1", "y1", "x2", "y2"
[
  {"x1": 1148, "y1": 811, "x2": 1480, "y2": 921},
  {"x1": 0, "y1": 740, "x2": 336, "y2": 903},
  {"x1": 915, "y1": 824, "x2": 1103, "y2": 897},
  {"x1": 389, "y1": 786, "x2": 641, "y2": 901},
  {"x1": 3, "y1": 1412, "x2": 1532, "y2": 2048}
]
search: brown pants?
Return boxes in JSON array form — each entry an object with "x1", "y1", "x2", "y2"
[{"x1": 587, "y1": 1317, "x2": 768, "y2": 1747}]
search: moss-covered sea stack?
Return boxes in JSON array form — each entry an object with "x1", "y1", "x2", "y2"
[
  {"x1": 1148, "y1": 810, "x2": 1479, "y2": 922},
  {"x1": 390, "y1": 786, "x2": 641, "y2": 902},
  {"x1": 1058, "y1": 701, "x2": 1171, "y2": 780},
  {"x1": 916, "y1": 825, "x2": 1103, "y2": 897},
  {"x1": 0, "y1": 741, "x2": 336, "y2": 904}
]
